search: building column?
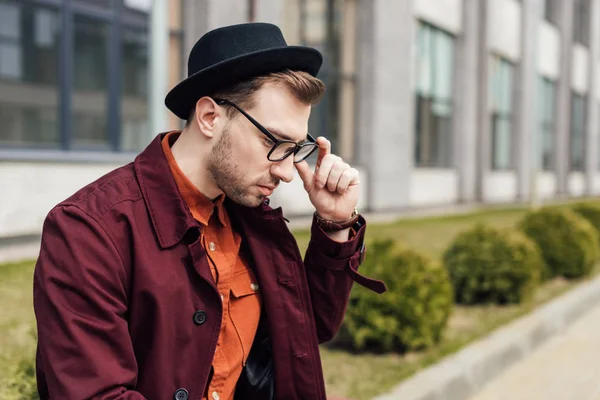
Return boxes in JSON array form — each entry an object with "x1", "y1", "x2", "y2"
[
  {"x1": 554, "y1": 0, "x2": 575, "y2": 195},
  {"x1": 150, "y1": 0, "x2": 168, "y2": 137},
  {"x1": 182, "y1": 0, "x2": 249, "y2": 56},
  {"x1": 516, "y1": 0, "x2": 543, "y2": 202},
  {"x1": 355, "y1": 0, "x2": 414, "y2": 211},
  {"x1": 254, "y1": 0, "x2": 284, "y2": 24},
  {"x1": 474, "y1": 0, "x2": 490, "y2": 202},
  {"x1": 585, "y1": 0, "x2": 600, "y2": 194},
  {"x1": 454, "y1": 0, "x2": 481, "y2": 203}
]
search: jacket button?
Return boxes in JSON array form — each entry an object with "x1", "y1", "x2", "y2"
[
  {"x1": 193, "y1": 310, "x2": 207, "y2": 325},
  {"x1": 174, "y1": 388, "x2": 189, "y2": 400}
]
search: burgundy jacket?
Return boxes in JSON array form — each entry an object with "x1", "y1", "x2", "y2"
[{"x1": 33, "y1": 133, "x2": 385, "y2": 400}]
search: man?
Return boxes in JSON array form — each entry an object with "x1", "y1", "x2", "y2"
[{"x1": 33, "y1": 23, "x2": 385, "y2": 400}]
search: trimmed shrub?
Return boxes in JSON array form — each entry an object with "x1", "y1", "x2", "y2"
[
  {"x1": 336, "y1": 239, "x2": 453, "y2": 353},
  {"x1": 572, "y1": 203, "x2": 600, "y2": 241},
  {"x1": 519, "y1": 207, "x2": 599, "y2": 279},
  {"x1": 442, "y1": 224, "x2": 543, "y2": 305}
]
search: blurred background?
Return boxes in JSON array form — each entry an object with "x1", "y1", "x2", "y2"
[
  {"x1": 3, "y1": 1, "x2": 600, "y2": 400},
  {"x1": 1, "y1": 0, "x2": 599, "y2": 253}
]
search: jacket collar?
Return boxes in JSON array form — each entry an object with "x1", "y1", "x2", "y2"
[{"x1": 134, "y1": 133, "x2": 282, "y2": 248}]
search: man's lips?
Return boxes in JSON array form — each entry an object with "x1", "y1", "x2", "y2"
[{"x1": 257, "y1": 184, "x2": 278, "y2": 195}]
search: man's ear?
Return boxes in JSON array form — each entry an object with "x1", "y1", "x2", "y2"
[{"x1": 194, "y1": 97, "x2": 221, "y2": 139}]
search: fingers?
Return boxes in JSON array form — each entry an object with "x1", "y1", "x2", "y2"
[
  {"x1": 294, "y1": 160, "x2": 314, "y2": 192},
  {"x1": 314, "y1": 153, "x2": 339, "y2": 189},
  {"x1": 314, "y1": 153, "x2": 359, "y2": 194},
  {"x1": 336, "y1": 168, "x2": 360, "y2": 194},
  {"x1": 326, "y1": 159, "x2": 346, "y2": 192},
  {"x1": 315, "y1": 137, "x2": 331, "y2": 168}
]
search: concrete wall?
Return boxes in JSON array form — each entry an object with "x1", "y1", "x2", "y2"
[
  {"x1": 483, "y1": 172, "x2": 518, "y2": 203},
  {"x1": 568, "y1": 172, "x2": 586, "y2": 196},
  {"x1": 409, "y1": 170, "x2": 459, "y2": 206},
  {"x1": 537, "y1": 21, "x2": 560, "y2": 79},
  {"x1": 355, "y1": 0, "x2": 414, "y2": 210},
  {"x1": 0, "y1": 163, "x2": 117, "y2": 237},
  {"x1": 572, "y1": 44, "x2": 590, "y2": 95},
  {"x1": 593, "y1": 175, "x2": 600, "y2": 194},
  {"x1": 488, "y1": 0, "x2": 522, "y2": 61},
  {"x1": 414, "y1": 0, "x2": 463, "y2": 34},
  {"x1": 537, "y1": 172, "x2": 558, "y2": 199}
]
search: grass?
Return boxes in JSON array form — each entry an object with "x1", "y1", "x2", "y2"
[
  {"x1": 0, "y1": 261, "x2": 39, "y2": 400},
  {"x1": 0, "y1": 201, "x2": 597, "y2": 399}
]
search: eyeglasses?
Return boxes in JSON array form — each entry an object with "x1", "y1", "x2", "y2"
[{"x1": 213, "y1": 98, "x2": 319, "y2": 163}]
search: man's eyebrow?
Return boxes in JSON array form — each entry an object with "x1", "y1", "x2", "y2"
[{"x1": 265, "y1": 127, "x2": 307, "y2": 143}]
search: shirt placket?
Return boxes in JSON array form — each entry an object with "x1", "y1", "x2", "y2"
[{"x1": 203, "y1": 215, "x2": 234, "y2": 400}]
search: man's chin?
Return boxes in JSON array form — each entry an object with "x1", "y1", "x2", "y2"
[{"x1": 227, "y1": 192, "x2": 265, "y2": 208}]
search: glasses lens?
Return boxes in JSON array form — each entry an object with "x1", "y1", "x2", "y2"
[
  {"x1": 294, "y1": 143, "x2": 318, "y2": 162},
  {"x1": 269, "y1": 142, "x2": 297, "y2": 161}
]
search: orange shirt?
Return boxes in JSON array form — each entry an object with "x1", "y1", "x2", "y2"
[{"x1": 162, "y1": 132, "x2": 262, "y2": 400}]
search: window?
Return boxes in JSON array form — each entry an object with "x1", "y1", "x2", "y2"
[
  {"x1": 573, "y1": 0, "x2": 590, "y2": 46},
  {"x1": 414, "y1": 22, "x2": 455, "y2": 168},
  {"x1": 282, "y1": 0, "x2": 344, "y2": 157},
  {"x1": 544, "y1": 0, "x2": 559, "y2": 25},
  {"x1": 538, "y1": 77, "x2": 556, "y2": 171},
  {"x1": 121, "y1": 27, "x2": 149, "y2": 151},
  {"x1": 0, "y1": 1, "x2": 60, "y2": 147},
  {"x1": 490, "y1": 56, "x2": 514, "y2": 170},
  {"x1": 72, "y1": 16, "x2": 110, "y2": 148},
  {"x1": 570, "y1": 93, "x2": 586, "y2": 171},
  {"x1": 0, "y1": 0, "x2": 156, "y2": 153}
]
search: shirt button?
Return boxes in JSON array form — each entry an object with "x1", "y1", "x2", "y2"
[
  {"x1": 208, "y1": 242, "x2": 216, "y2": 251},
  {"x1": 211, "y1": 391, "x2": 220, "y2": 400},
  {"x1": 192, "y1": 310, "x2": 207, "y2": 325},
  {"x1": 250, "y1": 282, "x2": 259, "y2": 292},
  {"x1": 220, "y1": 294, "x2": 224, "y2": 302},
  {"x1": 174, "y1": 388, "x2": 189, "y2": 400}
]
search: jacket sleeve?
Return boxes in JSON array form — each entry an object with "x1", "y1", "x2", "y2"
[
  {"x1": 34, "y1": 205, "x2": 146, "y2": 400},
  {"x1": 302, "y1": 215, "x2": 386, "y2": 343}
]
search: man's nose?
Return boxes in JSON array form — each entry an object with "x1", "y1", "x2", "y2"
[{"x1": 270, "y1": 155, "x2": 295, "y2": 183}]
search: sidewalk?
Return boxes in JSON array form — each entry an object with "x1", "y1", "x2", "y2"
[{"x1": 468, "y1": 301, "x2": 600, "y2": 400}]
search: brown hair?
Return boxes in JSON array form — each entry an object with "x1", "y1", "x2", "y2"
[{"x1": 186, "y1": 69, "x2": 325, "y2": 126}]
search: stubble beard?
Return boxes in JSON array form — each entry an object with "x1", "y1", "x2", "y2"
[{"x1": 207, "y1": 128, "x2": 265, "y2": 208}]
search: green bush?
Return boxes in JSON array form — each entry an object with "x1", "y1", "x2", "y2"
[
  {"x1": 572, "y1": 203, "x2": 600, "y2": 241},
  {"x1": 336, "y1": 239, "x2": 453, "y2": 353},
  {"x1": 0, "y1": 357, "x2": 39, "y2": 400},
  {"x1": 519, "y1": 207, "x2": 599, "y2": 279},
  {"x1": 442, "y1": 224, "x2": 542, "y2": 305}
]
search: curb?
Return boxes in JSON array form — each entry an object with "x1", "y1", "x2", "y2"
[{"x1": 373, "y1": 274, "x2": 600, "y2": 400}]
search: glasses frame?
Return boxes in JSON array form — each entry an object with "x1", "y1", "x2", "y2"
[{"x1": 213, "y1": 98, "x2": 318, "y2": 163}]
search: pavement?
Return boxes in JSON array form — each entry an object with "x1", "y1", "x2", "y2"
[
  {"x1": 374, "y1": 275, "x2": 600, "y2": 400},
  {"x1": 468, "y1": 301, "x2": 600, "y2": 400}
]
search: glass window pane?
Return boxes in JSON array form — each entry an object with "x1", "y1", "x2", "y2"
[
  {"x1": 538, "y1": 77, "x2": 556, "y2": 171},
  {"x1": 414, "y1": 22, "x2": 455, "y2": 168},
  {"x1": 416, "y1": 24, "x2": 433, "y2": 96},
  {"x1": 433, "y1": 31, "x2": 453, "y2": 100},
  {"x1": 0, "y1": 1, "x2": 60, "y2": 147},
  {"x1": 121, "y1": 27, "x2": 149, "y2": 152},
  {"x1": 493, "y1": 116, "x2": 512, "y2": 170},
  {"x1": 72, "y1": 15, "x2": 109, "y2": 148},
  {"x1": 570, "y1": 94, "x2": 586, "y2": 171},
  {"x1": 490, "y1": 56, "x2": 514, "y2": 170}
]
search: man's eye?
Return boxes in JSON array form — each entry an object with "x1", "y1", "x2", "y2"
[{"x1": 263, "y1": 138, "x2": 274, "y2": 147}]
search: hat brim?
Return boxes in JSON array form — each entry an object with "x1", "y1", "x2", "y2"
[{"x1": 165, "y1": 46, "x2": 323, "y2": 120}]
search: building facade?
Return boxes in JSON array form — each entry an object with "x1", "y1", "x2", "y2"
[{"x1": 1, "y1": 0, "x2": 599, "y2": 255}]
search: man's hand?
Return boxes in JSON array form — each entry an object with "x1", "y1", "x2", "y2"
[{"x1": 295, "y1": 137, "x2": 360, "y2": 222}]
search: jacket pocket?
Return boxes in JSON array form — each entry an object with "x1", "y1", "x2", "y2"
[{"x1": 229, "y1": 267, "x2": 262, "y2": 365}]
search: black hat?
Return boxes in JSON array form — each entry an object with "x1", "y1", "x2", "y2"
[{"x1": 165, "y1": 22, "x2": 323, "y2": 120}]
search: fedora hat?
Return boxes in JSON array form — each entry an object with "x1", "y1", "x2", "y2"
[{"x1": 165, "y1": 22, "x2": 323, "y2": 120}]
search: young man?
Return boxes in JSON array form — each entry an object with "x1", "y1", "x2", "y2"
[{"x1": 33, "y1": 23, "x2": 385, "y2": 400}]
